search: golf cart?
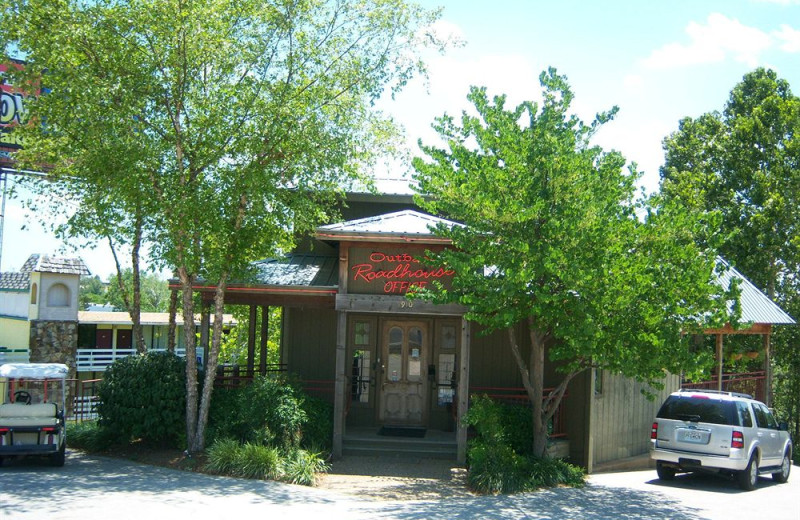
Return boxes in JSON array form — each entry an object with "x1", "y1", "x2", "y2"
[{"x1": 0, "y1": 363, "x2": 68, "y2": 467}]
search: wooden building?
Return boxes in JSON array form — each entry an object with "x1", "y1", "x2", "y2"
[{"x1": 189, "y1": 193, "x2": 795, "y2": 471}]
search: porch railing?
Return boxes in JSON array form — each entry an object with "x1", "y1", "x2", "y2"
[
  {"x1": 681, "y1": 370, "x2": 766, "y2": 402},
  {"x1": 469, "y1": 386, "x2": 568, "y2": 438},
  {"x1": 76, "y1": 348, "x2": 200, "y2": 372},
  {"x1": 0, "y1": 347, "x2": 29, "y2": 364}
]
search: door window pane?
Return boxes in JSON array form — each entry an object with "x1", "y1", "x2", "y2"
[
  {"x1": 354, "y1": 321, "x2": 370, "y2": 346},
  {"x1": 441, "y1": 325, "x2": 457, "y2": 350},
  {"x1": 351, "y1": 349, "x2": 371, "y2": 403},
  {"x1": 407, "y1": 327, "x2": 423, "y2": 382},
  {"x1": 387, "y1": 327, "x2": 403, "y2": 382}
]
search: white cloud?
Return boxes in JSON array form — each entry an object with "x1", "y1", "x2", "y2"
[
  {"x1": 773, "y1": 24, "x2": 800, "y2": 52},
  {"x1": 642, "y1": 13, "x2": 772, "y2": 69}
]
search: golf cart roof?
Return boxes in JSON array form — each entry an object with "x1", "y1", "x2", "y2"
[{"x1": 0, "y1": 363, "x2": 69, "y2": 379}]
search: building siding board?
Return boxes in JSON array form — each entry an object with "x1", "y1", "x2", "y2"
[
  {"x1": 285, "y1": 308, "x2": 337, "y2": 385},
  {"x1": 590, "y1": 371, "x2": 679, "y2": 466}
]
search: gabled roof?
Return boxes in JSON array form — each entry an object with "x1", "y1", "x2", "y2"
[
  {"x1": 316, "y1": 210, "x2": 461, "y2": 243},
  {"x1": 21, "y1": 254, "x2": 91, "y2": 275},
  {"x1": 715, "y1": 258, "x2": 795, "y2": 325},
  {"x1": 1, "y1": 254, "x2": 90, "y2": 292}
]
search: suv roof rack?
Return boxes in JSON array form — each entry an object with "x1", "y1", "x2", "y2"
[{"x1": 678, "y1": 388, "x2": 753, "y2": 399}]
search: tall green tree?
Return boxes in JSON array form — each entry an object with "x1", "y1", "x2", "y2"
[
  {"x1": 2, "y1": 0, "x2": 445, "y2": 452},
  {"x1": 107, "y1": 269, "x2": 170, "y2": 313},
  {"x1": 413, "y1": 69, "x2": 737, "y2": 457},
  {"x1": 661, "y1": 67, "x2": 800, "y2": 435}
]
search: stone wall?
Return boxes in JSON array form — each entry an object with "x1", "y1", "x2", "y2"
[{"x1": 29, "y1": 320, "x2": 78, "y2": 411}]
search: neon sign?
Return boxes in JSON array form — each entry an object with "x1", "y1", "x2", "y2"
[{"x1": 350, "y1": 251, "x2": 455, "y2": 294}]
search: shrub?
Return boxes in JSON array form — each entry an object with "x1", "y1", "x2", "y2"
[
  {"x1": 464, "y1": 394, "x2": 585, "y2": 494},
  {"x1": 66, "y1": 420, "x2": 115, "y2": 451},
  {"x1": 300, "y1": 395, "x2": 333, "y2": 450},
  {"x1": 203, "y1": 438, "x2": 328, "y2": 485},
  {"x1": 96, "y1": 351, "x2": 186, "y2": 448},
  {"x1": 208, "y1": 375, "x2": 307, "y2": 449}
]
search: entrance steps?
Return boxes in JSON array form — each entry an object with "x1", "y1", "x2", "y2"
[{"x1": 342, "y1": 427, "x2": 458, "y2": 460}]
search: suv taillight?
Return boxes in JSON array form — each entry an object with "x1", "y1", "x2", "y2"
[
  {"x1": 732, "y1": 430, "x2": 744, "y2": 449},
  {"x1": 651, "y1": 422, "x2": 658, "y2": 440}
]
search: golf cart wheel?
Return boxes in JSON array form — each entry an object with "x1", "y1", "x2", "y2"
[{"x1": 51, "y1": 443, "x2": 66, "y2": 467}]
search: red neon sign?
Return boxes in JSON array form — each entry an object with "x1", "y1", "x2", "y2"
[{"x1": 350, "y1": 251, "x2": 455, "y2": 294}]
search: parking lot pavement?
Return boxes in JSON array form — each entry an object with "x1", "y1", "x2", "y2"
[{"x1": 1, "y1": 452, "x2": 797, "y2": 520}]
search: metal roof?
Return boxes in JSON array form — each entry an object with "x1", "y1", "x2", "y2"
[
  {"x1": 252, "y1": 254, "x2": 338, "y2": 287},
  {"x1": 316, "y1": 210, "x2": 461, "y2": 241},
  {"x1": 715, "y1": 258, "x2": 795, "y2": 325}
]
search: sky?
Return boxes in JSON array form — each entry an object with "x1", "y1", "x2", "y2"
[{"x1": 2, "y1": 0, "x2": 799, "y2": 280}]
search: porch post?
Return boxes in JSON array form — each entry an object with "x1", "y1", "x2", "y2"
[
  {"x1": 332, "y1": 310, "x2": 348, "y2": 459},
  {"x1": 247, "y1": 305, "x2": 257, "y2": 376},
  {"x1": 456, "y1": 318, "x2": 471, "y2": 464},
  {"x1": 716, "y1": 333, "x2": 723, "y2": 392},
  {"x1": 763, "y1": 332, "x2": 772, "y2": 407},
  {"x1": 259, "y1": 306, "x2": 269, "y2": 375}
]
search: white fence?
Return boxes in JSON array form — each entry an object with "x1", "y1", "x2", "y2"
[{"x1": 76, "y1": 348, "x2": 200, "y2": 372}]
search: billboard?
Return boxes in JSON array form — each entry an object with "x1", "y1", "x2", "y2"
[{"x1": 0, "y1": 59, "x2": 29, "y2": 165}]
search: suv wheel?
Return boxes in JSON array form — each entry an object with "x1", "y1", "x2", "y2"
[
  {"x1": 737, "y1": 454, "x2": 758, "y2": 491},
  {"x1": 772, "y1": 451, "x2": 791, "y2": 483},
  {"x1": 656, "y1": 462, "x2": 676, "y2": 481}
]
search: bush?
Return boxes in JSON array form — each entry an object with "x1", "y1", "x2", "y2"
[
  {"x1": 300, "y1": 395, "x2": 333, "y2": 450},
  {"x1": 203, "y1": 438, "x2": 329, "y2": 485},
  {"x1": 96, "y1": 351, "x2": 186, "y2": 448},
  {"x1": 208, "y1": 375, "x2": 311, "y2": 449},
  {"x1": 464, "y1": 394, "x2": 585, "y2": 494},
  {"x1": 67, "y1": 420, "x2": 115, "y2": 451}
]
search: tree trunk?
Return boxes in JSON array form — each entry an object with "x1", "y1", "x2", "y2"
[
  {"x1": 528, "y1": 321, "x2": 547, "y2": 458},
  {"x1": 178, "y1": 267, "x2": 198, "y2": 451},
  {"x1": 189, "y1": 272, "x2": 229, "y2": 453},
  {"x1": 167, "y1": 287, "x2": 178, "y2": 353},
  {"x1": 130, "y1": 212, "x2": 146, "y2": 353}
]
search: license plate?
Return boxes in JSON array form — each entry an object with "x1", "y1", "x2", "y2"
[{"x1": 678, "y1": 428, "x2": 710, "y2": 444}]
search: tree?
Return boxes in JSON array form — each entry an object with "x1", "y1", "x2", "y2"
[
  {"x1": 3, "y1": 0, "x2": 445, "y2": 452},
  {"x1": 79, "y1": 275, "x2": 106, "y2": 310},
  {"x1": 412, "y1": 69, "x2": 736, "y2": 457},
  {"x1": 106, "y1": 269, "x2": 170, "y2": 313},
  {"x1": 661, "y1": 67, "x2": 800, "y2": 435}
]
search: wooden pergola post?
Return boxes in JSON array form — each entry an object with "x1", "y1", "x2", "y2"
[
  {"x1": 716, "y1": 333, "x2": 724, "y2": 392},
  {"x1": 247, "y1": 305, "x2": 257, "y2": 377},
  {"x1": 259, "y1": 306, "x2": 269, "y2": 375},
  {"x1": 456, "y1": 318, "x2": 471, "y2": 464},
  {"x1": 763, "y1": 332, "x2": 772, "y2": 407}
]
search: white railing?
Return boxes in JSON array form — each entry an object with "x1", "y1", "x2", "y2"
[
  {"x1": 76, "y1": 348, "x2": 200, "y2": 372},
  {"x1": 0, "y1": 348, "x2": 30, "y2": 364}
]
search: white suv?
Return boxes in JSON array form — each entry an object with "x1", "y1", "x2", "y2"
[{"x1": 650, "y1": 389, "x2": 792, "y2": 490}]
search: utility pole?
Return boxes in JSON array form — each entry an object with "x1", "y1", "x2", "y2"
[{"x1": 0, "y1": 167, "x2": 7, "y2": 271}]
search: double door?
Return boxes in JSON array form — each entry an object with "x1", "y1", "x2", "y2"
[{"x1": 378, "y1": 320, "x2": 429, "y2": 426}]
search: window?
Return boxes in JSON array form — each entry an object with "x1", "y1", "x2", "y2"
[
  {"x1": 753, "y1": 403, "x2": 777, "y2": 429},
  {"x1": 46, "y1": 283, "x2": 70, "y2": 307},
  {"x1": 30, "y1": 283, "x2": 37, "y2": 304},
  {"x1": 387, "y1": 326, "x2": 403, "y2": 382},
  {"x1": 736, "y1": 401, "x2": 753, "y2": 428},
  {"x1": 350, "y1": 319, "x2": 373, "y2": 404}
]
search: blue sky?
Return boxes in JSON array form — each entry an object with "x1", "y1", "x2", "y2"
[{"x1": 2, "y1": 0, "x2": 799, "y2": 279}]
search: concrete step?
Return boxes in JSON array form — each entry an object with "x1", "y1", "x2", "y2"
[{"x1": 342, "y1": 432, "x2": 458, "y2": 460}]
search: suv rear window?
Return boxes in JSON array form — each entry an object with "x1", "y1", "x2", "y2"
[{"x1": 656, "y1": 395, "x2": 738, "y2": 425}]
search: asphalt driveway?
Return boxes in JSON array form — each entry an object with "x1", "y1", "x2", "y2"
[{"x1": 1, "y1": 451, "x2": 797, "y2": 520}]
